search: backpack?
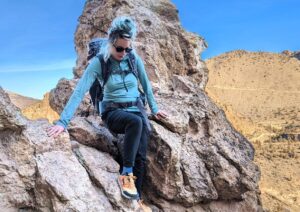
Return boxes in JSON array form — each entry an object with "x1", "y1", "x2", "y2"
[{"x1": 87, "y1": 38, "x2": 146, "y2": 115}]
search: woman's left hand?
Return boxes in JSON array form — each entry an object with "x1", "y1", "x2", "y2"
[{"x1": 154, "y1": 110, "x2": 168, "y2": 120}]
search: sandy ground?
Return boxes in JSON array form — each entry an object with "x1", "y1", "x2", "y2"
[{"x1": 254, "y1": 140, "x2": 300, "y2": 211}]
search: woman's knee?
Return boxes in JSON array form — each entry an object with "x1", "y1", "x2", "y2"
[
  {"x1": 127, "y1": 114, "x2": 143, "y2": 129},
  {"x1": 104, "y1": 110, "x2": 119, "y2": 126}
]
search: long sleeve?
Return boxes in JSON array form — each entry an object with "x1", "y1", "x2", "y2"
[
  {"x1": 56, "y1": 57, "x2": 101, "y2": 129},
  {"x1": 136, "y1": 55, "x2": 159, "y2": 114}
]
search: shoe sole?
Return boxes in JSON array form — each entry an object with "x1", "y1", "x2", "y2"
[{"x1": 117, "y1": 177, "x2": 139, "y2": 200}]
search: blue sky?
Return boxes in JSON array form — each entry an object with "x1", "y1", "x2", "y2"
[
  {"x1": 0, "y1": 0, "x2": 85, "y2": 99},
  {"x1": 173, "y1": 0, "x2": 300, "y2": 59},
  {"x1": 0, "y1": 0, "x2": 299, "y2": 99}
]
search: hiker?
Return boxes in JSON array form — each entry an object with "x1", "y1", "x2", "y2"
[{"x1": 47, "y1": 16, "x2": 167, "y2": 211}]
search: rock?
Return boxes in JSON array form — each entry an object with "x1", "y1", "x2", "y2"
[
  {"x1": 0, "y1": 88, "x2": 119, "y2": 211},
  {"x1": 282, "y1": 50, "x2": 300, "y2": 60},
  {"x1": 146, "y1": 121, "x2": 185, "y2": 200},
  {"x1": 0, "y1": 148, "x2": 33, "y2": 210},
  {"x1": 203, "y1": 191, "x2": 264, "y2": 212},
  {"x1": 68, "y1": 116, "x2": 118, "y2": 156},
  {"x1": 73, "y1": 143, "x2": 138, "y2": 211},
  {"x1": 49, "y1": 78, "x2": 91, "y2": 115},
  {"x1": 24, "y1": 120, "x2": 72, "y2": 155},
  {"x1": 1, "y1": 0, "x2": 264, "y2": 211},
  {"x1": 144, "y1": 92, "x2": 260, "y2": 207},
  {"x1": 0, "y1": 87, "x2": 27, "y2": 131},
  {"x1": 36, "y1": 151, "x2": 112, "y2": 211},
  {"x1": 149, "y1": 93, "x2": 199, "y2": 135},
  {"x1": 172, "y1": 74, "x2": 197, "y2": 94}
]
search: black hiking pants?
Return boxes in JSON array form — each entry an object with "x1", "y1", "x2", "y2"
[{"x1": 104, "y1": 109, "x2": 149, "y2": 199}]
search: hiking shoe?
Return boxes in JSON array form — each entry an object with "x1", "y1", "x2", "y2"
[
  {"x1": 117, "y1": 173, "x2": 138, "y2": 199},
  {"x1": 136, "y1": 199, "x2": 152, "y2": 212}
]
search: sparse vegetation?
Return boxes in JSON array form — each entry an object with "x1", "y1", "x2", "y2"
[{"x1": 205, "y1": 50, "x2": 300, "y2": 211}]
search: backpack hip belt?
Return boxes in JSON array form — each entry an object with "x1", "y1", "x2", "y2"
[
  {"x1": 105, "y1": 100, "x2": 138, "y2": 109},
  {"x1": 102, "y1": 98, "x2": 151, "y2": 132}
]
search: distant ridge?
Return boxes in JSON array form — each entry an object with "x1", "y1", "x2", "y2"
[
  {"x1": 5, "y1": 89, "x2": 59, "y2": 123},
  {"x1": 5, "y1": 90, "x2": 40, "y2": 110}
]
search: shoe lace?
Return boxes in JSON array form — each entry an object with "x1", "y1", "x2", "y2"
[{"x1": 123, "y1": 174, "x2": 137, "y2": 188}]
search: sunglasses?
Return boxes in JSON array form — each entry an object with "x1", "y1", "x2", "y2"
[{"x1": 113, "y1": 44, "x2": 132, "y2": 53}]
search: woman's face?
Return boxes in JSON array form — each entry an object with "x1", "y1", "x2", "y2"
[{"x1": 110, "y1": 38, "x2": 131, "y2": 61}]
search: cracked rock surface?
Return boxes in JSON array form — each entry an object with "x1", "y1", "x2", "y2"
[
  {"x1": 1, "y1": 0, "x2": 263, "y2": 211},
  {"x1": 0, "y1": 68, "x2": 262, "y2": 211}
]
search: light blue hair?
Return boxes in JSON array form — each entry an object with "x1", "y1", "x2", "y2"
[{"x1": 100, "y1": 16, "x2": 137, "y2": 62}]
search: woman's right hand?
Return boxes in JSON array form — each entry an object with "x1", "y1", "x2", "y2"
[{"x1": 47, "y1": 125, "x2": 65, "y2": 138}]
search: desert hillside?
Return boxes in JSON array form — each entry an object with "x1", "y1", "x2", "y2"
[
  {"x1": 7, "y1": 91, "x2": 59, "y2": 124},
  {"x1": 22, "y1": 92, "x2": 59, "y2": 124},
  {"x1": 5, "y1": 90, "x2": 40, "y2": 109},
  {"x1": 205, "y1": 50, "x2": 300, "y2": 211},
  {"x1": 205, "y1": 50, "x2": 300, "y2": 142}
]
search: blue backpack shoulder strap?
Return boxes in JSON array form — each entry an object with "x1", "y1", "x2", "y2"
[
  {"x1": 97, "y1": 52, "x2": 138, "y2": 85},
  {"x1": 127, "y1": 52, "x2": 138, "y2": 79},
  {"x1": 96, "y1": 54, "x2": 111, "y2": 86},
  {"x1": 127, "y1": 53, "x2": 147, "y2": 105}
]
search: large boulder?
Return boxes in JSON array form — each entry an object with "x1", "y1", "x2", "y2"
[
  {"x1": 144, "y1": 92, "x2": 261, "y2": 209},
  {"x1": 0, "y1": 87, "x2": 138, "y2": 211}
]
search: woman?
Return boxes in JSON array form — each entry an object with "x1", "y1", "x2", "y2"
[{"x1": 47, "y1": 16, "x2": 167, "y2": 210}]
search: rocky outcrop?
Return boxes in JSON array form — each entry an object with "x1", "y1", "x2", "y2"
[
  {"x1": 1, "y1": 83, "x2": 263, "y2": 211},
  {"x1": 73, "y1": 0, "x2": 208, "y2": 88},
  {"x1": 50, "y1": 0, "x2": 209, "y2": 114},
  {"x1": 0, "y1": 87, "x2": 139, "y2": 211},
  {"x1": 49, "y1": 78, "x2": 92, "y2": 115},
  {"x1": 282, "y1": 50, "x2": 300, "y2": 60},
  {"x1": 1, "y1": 0, "x2": 263, "y2": 211}
]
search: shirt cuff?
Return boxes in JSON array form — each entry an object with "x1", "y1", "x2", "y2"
[
  {"x1": 55, "y1": 120, "x2": 67, "y2": 130},
  {"x1": 151, "y1": 107, "x2": 159, "y2": 115}
]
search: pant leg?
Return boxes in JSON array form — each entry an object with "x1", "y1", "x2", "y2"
[
  {"x1": 132, "y1": 112, "x2": 149, "y2": 199},
  {"x1": 105, "y1": 110, "x2": 143, "y2": 167}
]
